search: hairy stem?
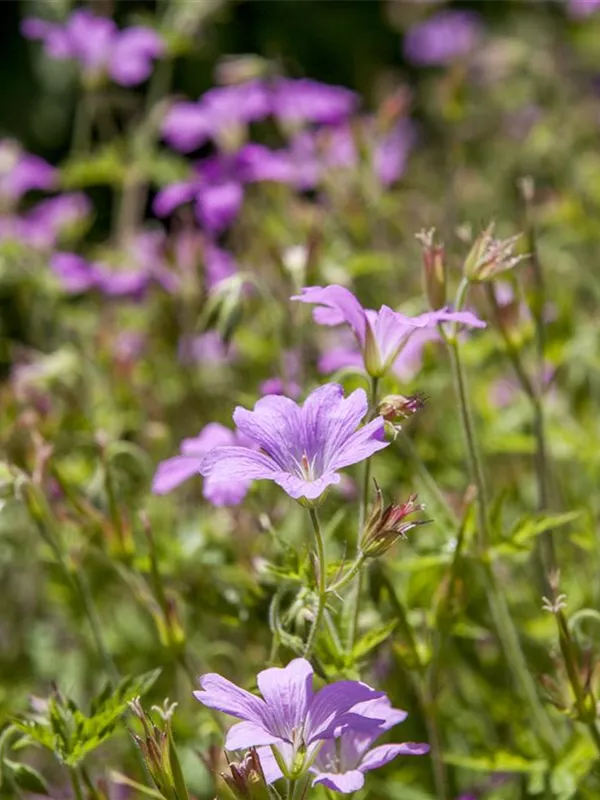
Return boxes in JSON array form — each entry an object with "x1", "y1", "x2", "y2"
[{"x1": 303, "y1": 508, "x2": 327, "y2": 657}]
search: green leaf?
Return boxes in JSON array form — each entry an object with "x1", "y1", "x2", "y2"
[
  {"x1": 353, "y1": 620, "x2": 397, "y2": 660},
  {"x1": 2, "y1": 759, "x2": 49, "y2": 794},
  {"x1": 443, "y1": 750, "x2": 548, "y2": 774},
  {"x1": 110, "y1": 771, "x2": 167, "y2": 799}
]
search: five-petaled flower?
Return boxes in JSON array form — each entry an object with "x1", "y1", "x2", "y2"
[
  {"x1": 292, "y1": 284, "x2": 485, "y2": 378},
  {"x1": 199, "y1": 383, "x2": 389, "y2": 502},
  {"x1": 194, "y1": 658, "x2": 385, "y2": 779}
]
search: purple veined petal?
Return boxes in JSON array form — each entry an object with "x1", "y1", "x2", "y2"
[
  {"x1": 256, "y1": 746, "x2": 284, "y2": 784},
  {"x1": 181, "y1": 423, "x2": 237, "y2": 457},
  {"x1": 291, "y1": 285, "x2": 367, "y2": 345},
  {"x1": 327, "y1": 416, "x2": 388, "y2": 473},
  {"x1": 256, "y1": 658, "x2": 314, "y2": 739},
  {"x1": 373, "y1": 119, "x2": 416, "y2": 187},
  {"x1": 161, "y1": 102, "x2": 212, "y2": 152},
  {"x1": 312, "y1": 770, "x2": 365, "y2": 793},
  {"x1": 195, "y1": 181, "x2": 244, "y2": 233},
  {"x1": 273, "y1": 471, "x2": 341, "y2": 501},
  {"x1": 305, "y1": 681, "x2": 384, "y2": 744},
  {"x1": 370, "y1": 305, "x2": 428, "y2": 368},
  {"x1": 302, "y1": 385, "x2": 367, "y2": 460},
  {"x1": 224, "y1": 721, "x2": 282, "y2": 751},
  {"x1": 233, "y1": 395, "x2": 302, "y2": 469},
  {"x1": 391, "y1": 327, "x2": 438, "y2": 381},
  {"x1": 108, "y1": 26, "x2": 164, "y2": 86},
  {"x1": 203, "y1": 474, "x2": 250, "y2": 507},
  {"x1": 359, "y1": 742, "x2": 430, "y2": 773},
  {"x1": 199, "y1": 446, "x2": 280, "y2": 483},
  {"x1": 194, "y1": 673, "x2": 271, "y2": 728},
  {"x1": 153, "y1": 181, "x2": 199, "y2": 217},
  {"x1": 151, "y1": 455, "x2": 202, "y2": 495}
]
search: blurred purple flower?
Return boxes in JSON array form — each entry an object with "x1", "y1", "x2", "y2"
[
  {"x1": 152, "y1": 422, "x2": 251, "y2": 506},
  {"x1": 309, "y1": 697, "x2": 429, "y2": 793},
  {"x1": 204, "y1": 242, "x2": 238, "y2": 289},
  {"x1": 50, "y1": 252, "x2": 102, "y2": 293},
  {"x1": 272, "y1": 78, "x2": 358, "y2": 127},
  {"x1": 22, "y1": 10, "x2": 164, "y2": 86},
  {"x1": 194, "y1": 657, "x2": 384, "y2": 774},
  {"x1": 0, "y1": 140, "x2": 56, "y2": 202},
  {"x1": 568, "y1": 0, "x2": 600, "y2": 17},
  {"x1": 404, "y1": 10, "x2": 482, "y2": 66},
  {"x1": 161, "y1": 81, "x2": 270, "y2": 152},
  {"x1": 178, "y1": 331, "x2": 236, "y2": 366},
  {"x1": 373, "y1": 120, "x2": 416, "y2": 187},
  {"x1": 199, "y1": 383, "x2": 388, "y2": 502},
  {"x1": 196, "y1": 181, "x2": 244, "y2": 233},
  {"x1": 260, "y1": 350, "x2": 302, "y2": 399},
  {"x1": 293, "y1": 285, "x2": 485, "y2": 377}
]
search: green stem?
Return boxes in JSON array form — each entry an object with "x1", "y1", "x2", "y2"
[
  {"x1": 328, "y1": 552, "x2": 366, "y2": 595},
  {"x1": 303, "y1": 508, "x2": 327, "y2": 657},
  {"x1": 69, "y1": 767, "x2": 85, "y2": 800},
  {"x1": 346, "y1": 376, "x2": 379, "y2": 653},
  {"x1": 444, "y1": 297, "x2": 558, "y2": 753}
]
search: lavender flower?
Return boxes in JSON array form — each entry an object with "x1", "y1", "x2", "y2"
[
  {"x1": 194, "y1": 658, "x2": 385, "y2": 777},
  {"x1": 161, "y1": 81, "x2": 271, "y2": 152},
  {"x1": 373, "y1": 120, "x2": 416, "y2": 187},
  {"x1": 0, "y1": 140, "x2": 55, "y2": 202},
  {"x1": 293, "y1": 285, "x2": 485, "y2": 378},
  {"x1": 199, "y1": 383, "x2": 389, "y2": 502},
  {"x1": 22, "y1": 10, "x2": 164, "y2": 86},
  {"x1": 178, "y1": 331, "x2": 236, "y2": 367},
  {"x1": 152, "y1": 423, "x2": 251, "y2": 506},
  {"x1": 272, "y1": 78, "x2": 358, "y2": 127},
  {"x1": 309, "y1": 697, "x2": 429, "y2": 792},
  {"x1": 404, "y1": 10, "x2": 481, "y2": 66}
]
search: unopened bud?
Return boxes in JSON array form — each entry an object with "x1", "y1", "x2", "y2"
[
  {"x1": 463, "y1": 223, "x2": 527, "y2": 282},
  {"x1": 416, "y1": 228, "x2": 446, "y2": 309},
  {"x1": 361, "y1": 482, "x2": 430, "y2": 558},
  {"x1": 222, "y1": 749, "x2": 271, "y2": 800},
  {"x1": 378, "y1": 393, "x2": 427, "y2": 422}
]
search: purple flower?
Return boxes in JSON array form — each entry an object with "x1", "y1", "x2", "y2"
[
  {"x1": 0, "y1": 140, "x2": 56, "y2": 202},
  {"x1": 568, "y1": 0, "x2": 600, "y2": 17},
  {"x1": 161, "y1": 81, "x2": 271, "y2": 152},
  {"x1": 178, "y1": 331, "x2": 236, "y2": 366},
  {"x1": 196, "y1": 181, "x2": 244, "y2": 233},
  {"x1": 308, "y1": 696, "x2": 429, "y2": 793},
  {"x1": 373, "y1": 120, "x2": 416, "y2": 187},
  {"x1": 194, "y1": 658, "x2": 385, "y2": 776},
  {"x1": 272, "y1": 78, "x2": 358, "y2": 127},
  {"x1": 199, "y1": 383, "x2": 389, "y2": 502},
  {"x1": 50, "y1": 252, "x2": 102, "y2": 293},
  {"x1": 404, "y1": 11, "x2": 482, "y2": 66},
  {"x1": 152, "y1": 423, "x2": 251, "y2": 506},
  {"x1": 293, "y1": 285, "x2": 485, "y2": 378},
  {"x1": 22, "y1": 10, "x2": 163, "y2": 86},
  {"x1": 204, "y1": 242, "x2": 238, "y2": 289},
  {"x1": 260, "y1": 350, "x2": 302, "y2": 399}
]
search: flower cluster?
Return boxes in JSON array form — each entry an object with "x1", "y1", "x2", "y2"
[{"x1": 195, "y1": 658, "x2": 428, "y2": 792}]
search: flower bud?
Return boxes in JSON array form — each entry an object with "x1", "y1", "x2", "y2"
[
  {"x1": 463, "y1": 222, "x2": 527, "y2": 282},
  {"x1": 416, "y1": 228, "x2": 446, "y2": 310},
  {"x1": 361, "y1": 482, "x2": 430, "y2": 558},
  {"x1": 378, "y1": 392, "x2": 427, "y2": 422},
  {"x1": 363, "y1": 323, "x2": 384, "y2": 378},
  {"x1": 221, "y1": 749, "x2": 271, "y2": 800}
]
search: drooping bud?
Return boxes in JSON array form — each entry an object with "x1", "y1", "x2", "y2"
[
  {"x1": 361, "y1": 482, "x2": 430, "y2": 558},
  {"x1": 416, "y1": 228, "x2": 446, "y2": 309},
  {"x1": 463, "y1": 222, "x2": 527, "y2": 282},
  {"x1": 221, "y1": 748, "x2": 271, "y2": 800},
  {"x1": 378, "y1": 392, "x2": 427, "y2": 422},
  {"x1": 363, "y1": 322, "x2": 383, "y2": 378}
]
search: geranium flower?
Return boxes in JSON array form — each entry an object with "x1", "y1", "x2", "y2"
[
  {"x1": 194, "y1": 658, "x2": 384, "y2": 776},
  {"x1": 152, "y1": 423, "x2": 251, "y2": 506},
  {"x1": 199, "y1": 383, "x2": 388, "y2": 502},
  {"x1": 403, "y1": 10, "x2": 482, "y2": 67},
  {"x1": 22, "y1": 9, "x2": 164, "y2": 86},
  {"x1": 293, "y1": 284, "x2": 485, "y2": 377},
  {"x1": 0, "y1": 140, "x2": 55, "y2": 203}
]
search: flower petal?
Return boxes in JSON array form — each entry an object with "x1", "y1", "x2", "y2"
[
  {"x1": 153, "y1": 181, "x2": 199, "y2": 217},
  {"x1": 306, "y1": 681, "x2": 383, "y2": 743},
  {"x1": 312, "y1": 770, "x2": 365, "y2": 793},
  {"x1": 416, "y1": 308, "x2": 486, "y2": 329},
  {"x1": 291, "y1": 285, "x2": 367, "y2": 345},
  {"x1": 256, "y1": 658, "x2": 314, "y2": 739},
  {"x1": 181, "y1": 423, "x2": 236, "y2": 456},
  {"x1": 194, "y1": 674, "x2": 270, "y2": 729},
  {"x1": 199, "y1": 446, "x2": 279, "y2": 482},
  {"x1": 273, "y1": 471, "x2": 340, "y2": 501},
  {"x1": 327, "y1": 416, "x2": 388, "y2": 472},
  {"x1": 256, "y1": 746, "x2": 285, "y2": 784},
  {"x1": 152, "y1": 456, "x2": 202, "y2": 495},
  {"x1": 203, "y1": 474, "x2": 250, "y2": 507},
  {"x1": 233, "y1": 395, "x2": 301, "y2": 470},
  {"x1": 225, "y1": 721, "x2": 281, "y2": 750},
  {"x1": 359, "y1": 742, "x2": 430, "y2": 773}
]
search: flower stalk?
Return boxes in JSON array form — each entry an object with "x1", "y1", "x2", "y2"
[{"x1": 303, "y1": 508, "x2": 327, "y2": 657}]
